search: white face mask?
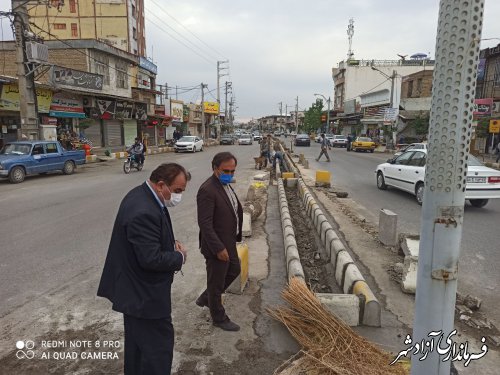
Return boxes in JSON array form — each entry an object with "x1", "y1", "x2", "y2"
[{"x1": 165, "y1": 192, "x2": 182, "y2": 207}]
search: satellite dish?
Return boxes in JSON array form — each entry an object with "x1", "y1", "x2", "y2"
[{"x1": 410, "y1": 53, "x2": 428, "y2": 59}]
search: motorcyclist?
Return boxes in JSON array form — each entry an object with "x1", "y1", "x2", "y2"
[{"x1": 127, "y1": 137, "x2": 144, "y2": 165}]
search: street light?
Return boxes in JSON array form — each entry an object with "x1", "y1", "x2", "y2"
[{"x1": 314, "y1": 93, "x2": 331, "y2": 134}]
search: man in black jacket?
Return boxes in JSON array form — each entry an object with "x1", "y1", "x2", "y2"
[
  {"x1": 195, "y1": 152, "x2": 243, "y2": 331},
  {"x1": 97, "y1": 163, "x2": 190, "y2": 375}
]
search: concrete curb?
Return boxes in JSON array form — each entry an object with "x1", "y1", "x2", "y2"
[
  {"x1": 277, "y1": 178, "x2": 305, "y2": 281},
  {"x1": 296, "y1": 178, "x2": 381, "y2": 327}
]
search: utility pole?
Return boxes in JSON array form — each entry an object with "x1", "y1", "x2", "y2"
[
  {"x1": 224, "y1": 81, "x2": 232, "y2": 128},
  {"x1": 278, "y1": 102, "x2": 283, "y2": 132},
  {"x1": 295, "y1": 96, "x2": 299, "y2": 133},
  {"x1": 217, "y1": 60, "x2": 229, "y2": 140},
  {"x1": 165, "y1": 82, "x2": 168, "y2": 99},
  {"x1": 13, "y1": 0, "x2": 39, "y2": 140},
  {"x1": 389, "y1": 69, "x2": 396, "y2": 148},
  {"x1": 175, "y1": 85, "x2": 178, "y2": 100},
  {"x1": 200, "y1": 83, "x2": 207, "y2": 139},
  {"x1": 411, "y1": 1, "x2": 484, "y2": 374}
]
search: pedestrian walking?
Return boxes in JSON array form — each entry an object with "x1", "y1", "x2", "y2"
[
  {"x1": 195, "y1": 152, "x2": 243, "y2": 332},
  {"x1": 260, "y1": 134, "x2": 272, "y2": 167},
  {"x1": 97, "y1": 163, "x2": 190, "y2": 375},
  {"x1": 346, "y1": 134, "x2": 353, "y2": 151},
  {"x1": 316, "y1": 133, "x2": 331, "y2": 162}
]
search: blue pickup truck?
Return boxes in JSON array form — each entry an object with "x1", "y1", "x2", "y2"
[{"x1": 0, "y1": 141, "x2": 86, "y2": 183}]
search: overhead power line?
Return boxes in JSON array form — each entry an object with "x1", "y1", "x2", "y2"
[{"x1": 148, "y1": 0, "x2": 228, "y2": 60}]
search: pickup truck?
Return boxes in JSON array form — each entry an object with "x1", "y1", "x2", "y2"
[{"x1": 0, "y1": 141, "x2": 86, "y2": 183}]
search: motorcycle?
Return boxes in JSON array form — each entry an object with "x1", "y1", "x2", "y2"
[{"x1": 123, "y1": 153, "x2": 143, "y2": 174}]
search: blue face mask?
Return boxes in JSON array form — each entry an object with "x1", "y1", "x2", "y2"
[{"x1": 219, "y1": 173, "x2": 233, "y2": 185}]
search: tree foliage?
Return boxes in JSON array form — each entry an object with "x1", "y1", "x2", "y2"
[
  {"x1": 303, "y1": 99, "x2": 324, "y2": 134},
  {"x1": 411, "y1": 115, "x2": 430, "y2": 136}
]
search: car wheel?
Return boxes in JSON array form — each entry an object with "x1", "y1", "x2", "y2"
[
  {"x1": 370, "y1": 149, "x2": 374, "y2": 153},
  {"x1": 9, "y1": 166, "x2": 26, "y2": 183},
  {"x1": 63, "y1": 161, "x2": 75, "y2": 175},
  {"x1": 469, "y1": 199, "x2": 489, "y2": 208},
  {"x1": 376, "y1": 172, "x2": 387, "y2": 190},
  {"x1": 415, "y1": 182, "x2": 424, "y2": 205},
  {"x1": 192, "y1": 147, "x2": 196, "y2": 153},
  {"x1": 123, "y1": 161, "x2": 131, "y2": 174}
]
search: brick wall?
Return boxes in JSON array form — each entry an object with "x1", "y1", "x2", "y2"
[{"x1": 401, "y1": 70, "x2": 434, "y2": 99}]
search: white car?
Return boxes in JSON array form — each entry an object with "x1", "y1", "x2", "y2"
[
  {"x1": 331, "y1": 135, "x2": 348, "y2": 147},
  {"x1": 394, "y1": 142, "x2": 427, "y2": 157},
  {"x1": 174, "y1": 136, "x2": 204, "y2": 153},
  {"x1": 238, "y1": 134, "x2": 253, "y2": 145},
  {"x1": 375, "y1": 150, "x2": 500, "y2": 207}
]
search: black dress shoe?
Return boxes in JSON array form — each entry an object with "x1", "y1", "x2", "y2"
[
  {"x1": 195, "y1": 297, "x2": 208, "y2": 308},
  {"x1": 213, "y1": 319, "x2": 240, "y2": 332}
]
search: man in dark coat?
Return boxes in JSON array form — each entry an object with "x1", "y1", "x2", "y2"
[
  {"x1": 195, "y1": 152, "x2": 243, "y2": 331},
  {"x1": 97, "y1": 163, "x2": 190, "y2": 375}
]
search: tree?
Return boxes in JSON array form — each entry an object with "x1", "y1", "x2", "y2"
[
  {"x1": 412, "y1": 114, "x2": 430, "y2": 136},
  {"x1": 303, "y1": 99, "x2": 324, "y2": 134}
]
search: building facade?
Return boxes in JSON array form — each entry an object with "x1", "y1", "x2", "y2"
[{"x1": 29, "y1": 0, "x2": 146, "y2": 56}]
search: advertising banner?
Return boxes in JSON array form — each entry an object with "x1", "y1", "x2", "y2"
[
  {"x1": 51, "y1": 66, "x2": 103, "y2": 91},
  {"x1": 0, "y1": 84, "x2": 52, "y2": 113},
  {"x1": 203, "y1": 101, "x2": 219, "y2": 115},
  {"x1": 49, "y1": 93, "x2": 85, "y2": 118},
  {"x1": 473, "y1": 98, "x2": 493, "y2": 117},
  {"x1": 170, "y1": 100, "x2": 184, "y2": 122}
]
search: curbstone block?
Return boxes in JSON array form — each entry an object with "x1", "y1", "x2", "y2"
[
  {"x1": 379, "y1": 208, "x2": 398, "y2": 246},
  {"x1": 316, "y1": 293, "x2": 361, "y2": 326},
  {"x1": 401, "y1": 256, "x2": 418, "y2": 294},
  {"x1": 343, "y1": 263, "x2": 366, "y2": 294},
  {"x1": 288, "y1": 258, "x2": 305, "y2": 280},
  {"x1": 227, "y1": 243, "x2": 249, "y2": 294},
  {"x1": 242, "y1": 212, "x2": 252, "y2": 237},
  {"x1": 353, "y1": 281, "x2": 381, "y2": 327},
  {"x1": 334, "y1": 250, "x2": 354, "y2": 287}
]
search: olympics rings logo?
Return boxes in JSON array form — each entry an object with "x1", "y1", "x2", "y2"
[{"x1": 16, "y1": 340, "x2": 35, "y2": 359}]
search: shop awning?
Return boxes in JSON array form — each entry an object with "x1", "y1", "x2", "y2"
[{"x1": 49, "y1": 110, "x2": 86, "y2": 118}]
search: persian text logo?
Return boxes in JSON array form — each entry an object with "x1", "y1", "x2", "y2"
[
  {"x1": 16, "y1": 340, "x2": 35, "y2": 359},
  {"x1": 390, "y1": 330, "x2": 488, "y2": 367}
]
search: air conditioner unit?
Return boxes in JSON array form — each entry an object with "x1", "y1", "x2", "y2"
[{"x1": 25, "y1": 42, "x2": 49, "y2": 64}]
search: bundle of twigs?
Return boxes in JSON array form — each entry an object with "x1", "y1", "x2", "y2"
[{"x1": 268, "y1": 277, "x2": 408, "y2": 375}]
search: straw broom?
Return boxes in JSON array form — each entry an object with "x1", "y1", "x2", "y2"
[{"x1": 268, "y1": 277, "x2": 408, "y2": 375}]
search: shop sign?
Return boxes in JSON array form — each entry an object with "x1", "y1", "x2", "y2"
[
  {"x1": 133, "y1": 102, "x2": 148, "y2": 120},
  {"x1": 203, "y1": 101, "x2": 219, "y2": 115},
  {"x1": 115, "y1": 100, "x2": 134, "y2": 119},
  {"x1": 155, "y1": 104, "x2": 165, "y2": 116},
  {"x1": 473, "y1": 98, "x2": 493, "y2": 117},
  {"x1": 0, "y1": 84, "x2": 52, "y2": 113},
  {"x1": 136, "y1": 69, "x2": 152, "y2": 90},
  {"x1": 489, "y1": 119, "x2": 500, "y2": 134},
  {"x1": 51, "y1": 66, "x2": 103, "y2": 91},
  {"x1": 50, "y1": 93, "x2": 83, "y2": 113},
  {"x1": 139, "y1": 56, "x2": 157, "y2": 75}
]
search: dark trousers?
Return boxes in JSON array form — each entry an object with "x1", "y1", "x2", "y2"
[
  {"x1": 197, "y1": 253, "x2": 241, "y2": 322},
  {"x1": 124, "y1": 314, "x2": 174, "y2": 375}
]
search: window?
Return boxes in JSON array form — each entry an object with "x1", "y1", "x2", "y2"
[
  {"x1": 394, "y1": 151, "x2": 414, "y2": 165},
  {"x1": 69, "y1": 0, "x2": 76, "y2": 13},
  {"x1": 494, "y1": 60, "x2": 500, "y2": 87},
  {"x1": 132, "y1": 27, "x2": 137, "y2": 40},
  {"x1": 46, "y1": 143, "x2": 58, "y2": 154},
  {"x1": 116, "y1": 60, "x2": 128, "y2": 89},
  {"x1": 53, "y1": 23, "x2": 66, "y2": 30},
  {"x1": 32, "y1": 144, "x2": 44, "y2": 155},
  {"x1": 408, "y1": 151, "x2": 426, "y2": 166},
  {"x1": 132, "y1": 4, "x2": 136, "y2": 18},
  {"x1": 71, "y1": 23, "x2": 78, "y2": 37},
  {"x1": 416, "y1": 78, "x2": 422, "y2": 96},
  {"x1": 407, "y1": 80, "x2": 413, "y2": 97},
  {"x1": 94, "y1": 52, "x2": 110, "y2": 85}
]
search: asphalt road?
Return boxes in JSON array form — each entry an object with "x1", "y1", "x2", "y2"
[{"x1": 286, "y1": 137, "x2": 500, "y2": 328}]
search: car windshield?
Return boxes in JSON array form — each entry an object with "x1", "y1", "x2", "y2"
[
  {"x1": 179, "y1": 136, "x2": 195, "y2": 142},
  {"x1": 335, "y1": 136, "x2": 346, "y2": 140},
  {"x1": 467, "y1": 155, "x2": 484, "y2": 167},
  {"x1": 358, "y1": 137, "x2": 372, "y2": 142},
  {"x1": 297, "y1": 134, "x2": 308, "y2": 139},
  {"x1": 241, "y1": 135, "x2": 251, "y2": 139},
  {"x1": 221, "y1": 135, "x2": 231, "y2": 139},
  {"x1": 0, "y1": 143, "x2": 31, "y2": 155}
]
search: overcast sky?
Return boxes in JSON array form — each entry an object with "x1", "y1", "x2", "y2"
[{"x1": 2, "y1": 0, "x2": 500, "y2": 122}]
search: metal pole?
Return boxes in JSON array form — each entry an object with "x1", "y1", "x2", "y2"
[
  {"x1": 327, "y1": 98, "x2": 330, "y2": 133},
  {"x1": 295, "y1": 96, "x2": 298, "y2": 133},
  {"x1": 201, "y1": 83, "x2": 205, "y2": 140},
  {"x1": 411, "y1": 1, "x2": 484, "y2": 374},
  {"x1": 12, "y1": 0, "x2": 39, "y2": 140}
]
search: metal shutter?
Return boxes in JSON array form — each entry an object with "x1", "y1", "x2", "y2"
[
  {"x1": 105, "y1": 120, "x2": 123, "y2": 147},
  {"x1": 84, "y1": 120, "x2": 103, "y2": 147}
]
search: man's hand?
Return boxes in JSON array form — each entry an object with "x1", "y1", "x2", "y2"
[
  {"x1": 175, "y1": 240, "x2": 187, "y2": 264},
  {"x1": 216, "y1": 248, "x2": 229, "y2": 262}
]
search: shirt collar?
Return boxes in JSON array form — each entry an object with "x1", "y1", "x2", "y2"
[{"x1": 146, "y1": 180, "x2": 165, "y2": 209}]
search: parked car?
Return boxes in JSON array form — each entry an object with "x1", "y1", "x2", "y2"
[
  {"x1": 238, "y1": 134, "x2": 253, "y2": 145},
  {"x1": 375, "y1": 150, "x2": 500, "y2": 207},
  {"x1": 331, "y1": 135, "x2": 348, "y2": 148},
  {"x1": 294, "y1": 134, "x2": 311, "y2": 146},
  {"x1": 352, "y1": 137, "x2": 376, "y2": 153},
  {"x1": 174, "y1": 136, "x2": 204, "y2": 153},
  {"x1": 0, "y1": 141, "x2": 86, "y2": 183},
  {"x1": 394, "y1": 142, "x2": 427, "y2": 157},
  {"x1": 220, "y1": 134, "x2": 235, "y2": 145},
  {"x1": 253, "y1": 133, "x2": 262, "y2": 141}
]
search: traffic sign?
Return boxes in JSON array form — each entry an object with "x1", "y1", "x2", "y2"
[{"x1": 489, "y1": 119, "x2": 500, "y2": 133}]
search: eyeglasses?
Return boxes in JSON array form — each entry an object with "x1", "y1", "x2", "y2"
[{"x1": 220, "y1": 169, "x2": 236, "y2": 175}]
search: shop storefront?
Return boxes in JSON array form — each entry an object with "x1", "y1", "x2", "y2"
[
  {"x1": 0, "y1": 113, "x2": 21, "y2": 147},
  {"x1": 123, "y1": 119, "x2": 137, "y2": 147},
  {"x1": 103, "y1": 119, "x2": 123, "y2": 147}
]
